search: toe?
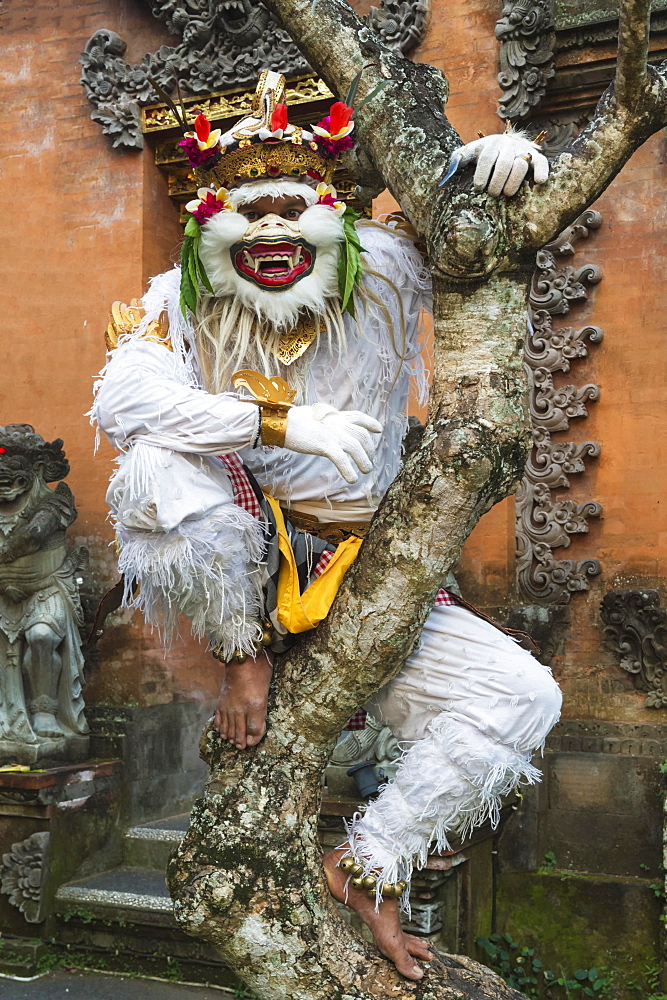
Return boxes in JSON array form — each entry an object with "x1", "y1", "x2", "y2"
[
  {"x1": 390, "y1": 946, "x2": 424, "y2": 981},
  {"x1": 245, "y1": 710, "x2": 266, "y2": 746},
  {"x1": 234, "y1": 711, "x2": 247, "y2": 749},
  {"x1": 405, "y1": 934, "x2": 433, "y2": 961},
  {"x1": 377, "y1": 930, "x2": 425, "y2": 981}
]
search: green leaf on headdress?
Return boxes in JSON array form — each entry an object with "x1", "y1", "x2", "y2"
[
  {"x1": 184, "y1": 216, "x2": 200, "y2": 238},
  {"x1": 187, "y1": 244, "x2": 199, "y2": 297},
  {"x1": 195, "y1": 250, "x2": 214, "y2": 295},
  {"x1": 345, "y1": 69, "x2": 364, "y2": 109},
  {"x1": 180, "y1": 257, "x2": 198, "y2": 317},
  {"x1": 337, "y1": 206, "x2": 366, "y2": 319},
  {"x1": 147, "y1": 76, "x2": 187, "y2": 131},
  {"x1": 180, "y1": 218, "x2": 200, "y2": 316},
  {"x1": 180, "y1": 215, "x2": 215, "y2": 315}
]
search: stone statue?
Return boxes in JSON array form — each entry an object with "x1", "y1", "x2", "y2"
[
  {"x1": 0, "y1": 425, "x2": 88, "y2": 763},
  {"x1": 326, "y1": 715, "x2": 403, "y2": 798}
]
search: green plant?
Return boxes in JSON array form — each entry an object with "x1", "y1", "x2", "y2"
[
  {"x1": 477, "y1": 933, "x2": 544, "y2": 997},
  {"x1": 538, "y1": 851, "x2": 557, "y2": 874},
  {"x1": 233, "y1": 988, "x2": 259, "y2": 999},
  {"x1": 476, "y1": 934, "x2": 614, "y2": 1000},
  {"x1": 650, "y1": 881, "x2": 665, "y2": 899},
  {"x1": 544, "y1": 967, "x2": 614, "y2": 998}
]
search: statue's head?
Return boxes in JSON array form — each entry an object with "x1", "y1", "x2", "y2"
[
  {"x1": 176, "y1": 70, "x2": 359, "y2": 328},
  {"x1": 0, "y1": 425, "x2": 68, "y2": 509}
]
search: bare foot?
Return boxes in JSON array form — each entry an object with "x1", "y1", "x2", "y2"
[
  {"x1": 214, "y1": 650, "x2": 273, "y2": 750},
  {"x1": 323, "y1": 847, "x2": 432, "y2": 981}
]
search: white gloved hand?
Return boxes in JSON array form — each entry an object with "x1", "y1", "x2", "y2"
[
  {"x1": 440, "y1": 131, "x2": 549, "y2": 198},
  {"x1": 284, "y1": 403, "x2": 382, "y2": 485}
]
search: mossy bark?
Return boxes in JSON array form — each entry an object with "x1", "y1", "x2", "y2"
[{"x1": 167, "y1": 0, "x2": 667, "y2": 996}]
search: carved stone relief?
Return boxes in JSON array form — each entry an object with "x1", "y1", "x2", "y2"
[
  {"x1": 495, "y1": 0, "x2": 556, "y2": 120},
  {"x1": 80, "y1": 0, "x2": 430, "y2": 150},
  {"x1": 0, "y1": 831, "x2": 50, "y2": 923},
  {"x1": 600, "y1": 590, "x2": 667, "y2": 709},
  {"x1": 516, "y1": 211, "x2": 603, "y2": 604}
]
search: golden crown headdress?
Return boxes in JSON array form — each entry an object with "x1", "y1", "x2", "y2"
[{"x1": 161, "y1": 70, "x2": 356, "y2": 190}]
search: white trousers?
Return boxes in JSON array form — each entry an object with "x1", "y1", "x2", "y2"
[{"x1": 347, "y1": 602, "x2": 562, "y2": 903}]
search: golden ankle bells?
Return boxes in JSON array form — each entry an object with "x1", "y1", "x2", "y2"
[
  {"x1": 212, "y1": 621, "x2": 275, "y2": 664},
  {"x1": 339, "y1": 856, "x2": 408, "y2": 899}
]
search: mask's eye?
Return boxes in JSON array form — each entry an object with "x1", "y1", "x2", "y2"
[
  {"x1": 242, "y1": 210, "x2": 261, "y2": 222},
  {"x1": 282, "y1": 208, "x2": 302, "y2": 220}
]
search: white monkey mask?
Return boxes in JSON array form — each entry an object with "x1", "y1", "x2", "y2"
[{"x1": 198, "y1": 180, "x2": 346, "y2": 331}]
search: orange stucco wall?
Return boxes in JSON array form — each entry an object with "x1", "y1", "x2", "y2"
[{"x1": 3, "y1": 0, "x2": 666, "y2": 723}]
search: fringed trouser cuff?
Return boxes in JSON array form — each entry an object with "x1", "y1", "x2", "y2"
[{"x1": 343, "y1": 716, "x2": 544, "y2": 914}]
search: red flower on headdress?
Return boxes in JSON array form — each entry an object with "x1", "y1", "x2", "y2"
[
  {"x1": 311, "y1": 101, "x2": 355, "y2": 157},
  {"x1": 328, "y1": 102, "x2": 354, "y2": 137},
  {"x1": 181, "y1": 113, "x2": 222, "y2": 160},
  {"x1": 194, "y1": 114, "x2": 211, "y2": 144},
  {"x1": 271, "y1": 104, "x2": 289, "y2": 132}
]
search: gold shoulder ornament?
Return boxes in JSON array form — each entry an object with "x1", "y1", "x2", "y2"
[{"x1": 105, "y1": 300, "x2": 172, "y2": 352}]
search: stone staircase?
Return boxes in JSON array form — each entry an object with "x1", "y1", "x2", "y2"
[{"x1": 53, "y1": 813, "x2": 236, "y2": 989}]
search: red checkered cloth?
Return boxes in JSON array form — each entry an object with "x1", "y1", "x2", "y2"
[
  {"x1": 345, "y1": 709, "x2": 368, "y2": 730},
  {"x1": 313, "y1": 548, "x2": 334, "y2": 577},
  {"x1": 218, "y1": 453, "x2": 261, "y2": 519},
  {"x1": 435, "y1": 588, "x2": 455, "y2": 606}
]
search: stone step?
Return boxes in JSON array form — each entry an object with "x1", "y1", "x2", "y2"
[
  {"x1": 53, "y1": 866, "x2": 235, "y2": 988},
  {"x1": 124, "y1": 813, "x2": 190, "y2": 869},
  {"x1": 56, "y1": 866, "x2": 175, "y2": 926}
]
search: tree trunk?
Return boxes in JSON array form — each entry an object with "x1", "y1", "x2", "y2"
[{"x1": 167, "y1": 0, "x2": 667, "y2": 996}]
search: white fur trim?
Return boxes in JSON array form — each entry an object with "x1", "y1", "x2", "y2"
[
  {"x1": 115, "y1": 502, "x2": 265, "y2": 660},
  {"x1": 229, "y1": 179, "x2": 319, "y2": 208}
]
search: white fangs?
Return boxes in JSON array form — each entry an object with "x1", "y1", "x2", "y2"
[{"x1": 241, "y1": 247, "x2": 305, "y2": 275}]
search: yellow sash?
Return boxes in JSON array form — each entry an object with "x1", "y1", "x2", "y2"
[{"x1": 265, "y1": 496, "x2": 363, "y2": 634}]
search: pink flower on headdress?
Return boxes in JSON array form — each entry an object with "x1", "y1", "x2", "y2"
[
  {"x1": 179, "y1": 135, "x2": 222, "y2": 168},
  {"x1": 315, "y1": 182, "x2": 346, "y2": 215},
  {"x1": 312, "y1": 102, "x2": 355, "y2": 156},
  {"x1": 185, "y1": 187, "x2": 233, "y2": 225},
  {"x1": 179, "y1": 113, "x2": 223, "y2": 168}
]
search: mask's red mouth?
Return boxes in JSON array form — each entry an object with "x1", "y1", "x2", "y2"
[{"x1": 231, "y1": 238, "x2": 315, "y2": 288}]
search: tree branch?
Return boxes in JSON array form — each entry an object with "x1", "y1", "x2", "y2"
[
  {"x1": 263, "y1": 0, "x2": 460, "y2": 233},
  {"x1": 270, "y1": 271, "x2": 533, "y2": 748},
  {"x1": 616, "y1": 0, "x2": 652, "y2": 107},
  {"x1": 506, "y1": 0, "x2": 666, "y2": 252}
]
